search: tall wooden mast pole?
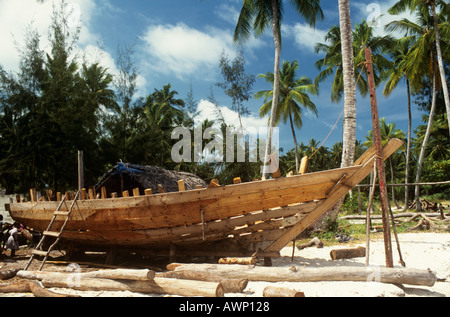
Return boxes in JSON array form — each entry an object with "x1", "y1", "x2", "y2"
[{"x1": 365, "y1": 47, "x2": 393, "y2": 268}]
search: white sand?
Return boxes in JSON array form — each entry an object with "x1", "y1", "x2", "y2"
[{"x1": 7, "y1": 232, "x2": 449, "y2": 297}]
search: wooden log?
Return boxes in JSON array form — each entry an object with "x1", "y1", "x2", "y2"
[
  {"x1": 122, "y1": 190, "x2": 129, "y2": 197},
  {"x1": 28, "y1": 281, "x2": 80, "y2": 297},
  {"x1": 82, "y1": 269, "x2": 155, "y2": 281},
  {"x1": 111, "y1": 192, "x2": 118, "y2": 198},
  {"x1": 157, "y1": 271, "x2": 248, "y2": 293},
  {"x1": 0, "y1": 281, "x2": 78, "y2": 297},
  {"x1": 40, "y1": 276, "x2": 224, "y2": 297},
  {"x1": 233, "y1": 177, "x2": 242, "y2": 184},
  {"x1": 0, "y1": 281, "x2": 32, "y2": 293},
  {"x1": 144, "y1": 189, "x2": 153, "y2": 195},
  {"x1": 0, "y1": 269, "x2": 19, "y2": 280},
  {"x1": 263, "y1": 286, "x2": 305, "y2": 297},
  {"x1": 296, "y1": 237, "x2": 323, "y2": 250},
  {"x1": 133, "y1": 188, "x2": 140, "y2": 197},
  {"x1": 330, "y1": 247, "x2": 366, "y2": 260},
  {"x1": 168, "y1": 263, "x2": 437, "y2": 287},
  {"x1": 17, "y1": 269, "x2": 155, "y2": 281},
  {"x1": 218, "y1": 257, "x2": 256, "y2": 265},
  {"x1": 56, "y1": 192, "x2": 62, "y2": 202},
  {"x1": 88, "y1": 188, "x2": 94, "y2": 200}
]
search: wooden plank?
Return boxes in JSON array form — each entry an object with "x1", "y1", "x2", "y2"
[{"x1": 263, "y1": 138, "x2": 403, "y2": 253}]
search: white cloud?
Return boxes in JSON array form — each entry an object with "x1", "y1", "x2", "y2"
[
  {"x1": 0, "y1": 0, "x2": 147, "y2": 97},
  {"x1": 0, "y1": 0, "x2": 100, "y2": 72},
  {"x1": 282, "y1": 23, "x2": 328, "y2": 53},
  {"x1": 141, "y1": 22, "x2": 265, "y2": 81},
  {"x1": 141, "y1": 23, "x2": 238, "y2": 80}
]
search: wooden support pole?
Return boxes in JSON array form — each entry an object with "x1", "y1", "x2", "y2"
[
  {"x1": 30, "y1": 188, "x2": 37, "y2": 202},
  {"x1": 88, "y1": 188, "x2": 94, "y2": 200},
  {"x1": 122, "y1": 190, "x2": 129, "y2": 197},
  {"x1": 56, "y1": 192, "x2": 62, "y2": 202},
  {"x1": 233, "y1": 177, "x2": 242, "y2": 184},
  {"x1": 158, "y1": 184, "x2": 166, "y2": 193},
  {"x1": 144, "y1": 189, "x2": 153, "y2": 195},
  {"x1": 178, "y1": 179, "x2": 186, "y2": 191},
  {"x1": 101, "y1": 186, "x2": 107, "y2": 199},
  {"x1": 78, "y1": 150, "x2": 84, "y2": 192},
  {"x1": 81, "y1": 188, "x2": 87, "y2": 200},
  {"x1": 111, "y1": 193, "x2": 118, "y2": 198},
  {"x1": 133, "y1": 188, "x2": 140, "y2": 197},
  {"x1": 298, "y1": 156, "x2": 309, "y2": 175},
  {"x1": 365, "y1": 47, "x2": 393, "y2": 268}
]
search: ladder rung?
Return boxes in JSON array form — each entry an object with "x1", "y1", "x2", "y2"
[
  {"x1": 44, "y1": 231, "x2": 61, "y2": 238},
  {"x1": 32, "y1": 250, "x2": 49, "y2": 257},
  {"x1": 54, "y1": 211, "x2": 69, "y2": 216}
]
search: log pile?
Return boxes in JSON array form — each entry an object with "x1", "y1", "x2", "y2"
[{"x1": 14, "y1": 269, "x2": 225, "y2": 297}]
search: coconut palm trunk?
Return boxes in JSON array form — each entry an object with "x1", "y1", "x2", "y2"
[
  {"x1": 404, "y1": 79, "x2": 412, "y2": 210},
  {"x1": 338, "y1": 0, "x2": 357, "y2": 168},
  {"x1": 415, "y1": 68, "x2": 437, "y2": 211},
  {"x1": 262, "y1": 0, "x2": 282, "y2": 178},
  {"x1": 430, "y1": 1, "x2": 450, "y2": 137},
  {"x1": 323, "y1": 0, "x2": 356, "y2": 225}
]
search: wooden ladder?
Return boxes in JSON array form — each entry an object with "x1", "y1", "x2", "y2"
[{"x1": 24, "y1": 190, "x2": 81, "y2": 271}]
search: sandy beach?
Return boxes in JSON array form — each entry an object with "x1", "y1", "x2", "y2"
[{"x1": 0, "y1": 232, "x2": 448, "y2": 297}]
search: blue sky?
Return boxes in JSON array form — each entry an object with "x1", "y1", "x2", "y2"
[{"x1": 0, "y1": 0, "x2": 426, "y2": 154}]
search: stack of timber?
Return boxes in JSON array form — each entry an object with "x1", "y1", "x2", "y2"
[
  {"x1": 15, "y1": 268, "x2": 226, "y2": 297},
  {"x1": 5, "y1": 139, "x2": 404, "y2": 259}
]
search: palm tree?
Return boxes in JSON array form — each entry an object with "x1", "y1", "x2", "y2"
[
  {"x1": 383, "y1": 36, "x2": 415, "y2": 210},
  {"x1": 315, "y1": 21, "x2": 393, "y2": 102},
  {"x1": 363, "y1": 118, "x2": 406, "y2": 208},
  {"x1": 255, "y1": 60, "x2": 318, "y2": 172},
  {"x1": 234, "y1": 0, "x2": 323, "y2": 177},
  {"x1": 389, "y1": 0, "x2": 450, "y2": 135},
  {"x1": 386, "y1": 7, "x2": 445, "y2": 210}
]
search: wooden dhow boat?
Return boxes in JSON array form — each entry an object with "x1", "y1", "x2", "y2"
[{"x1": 5, "y1": 139, "x2": 403, "y2": 259}]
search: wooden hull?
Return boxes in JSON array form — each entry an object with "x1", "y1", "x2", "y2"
[{"x1": 6, "y1": 139, "x2": 403, "y2": 257}]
